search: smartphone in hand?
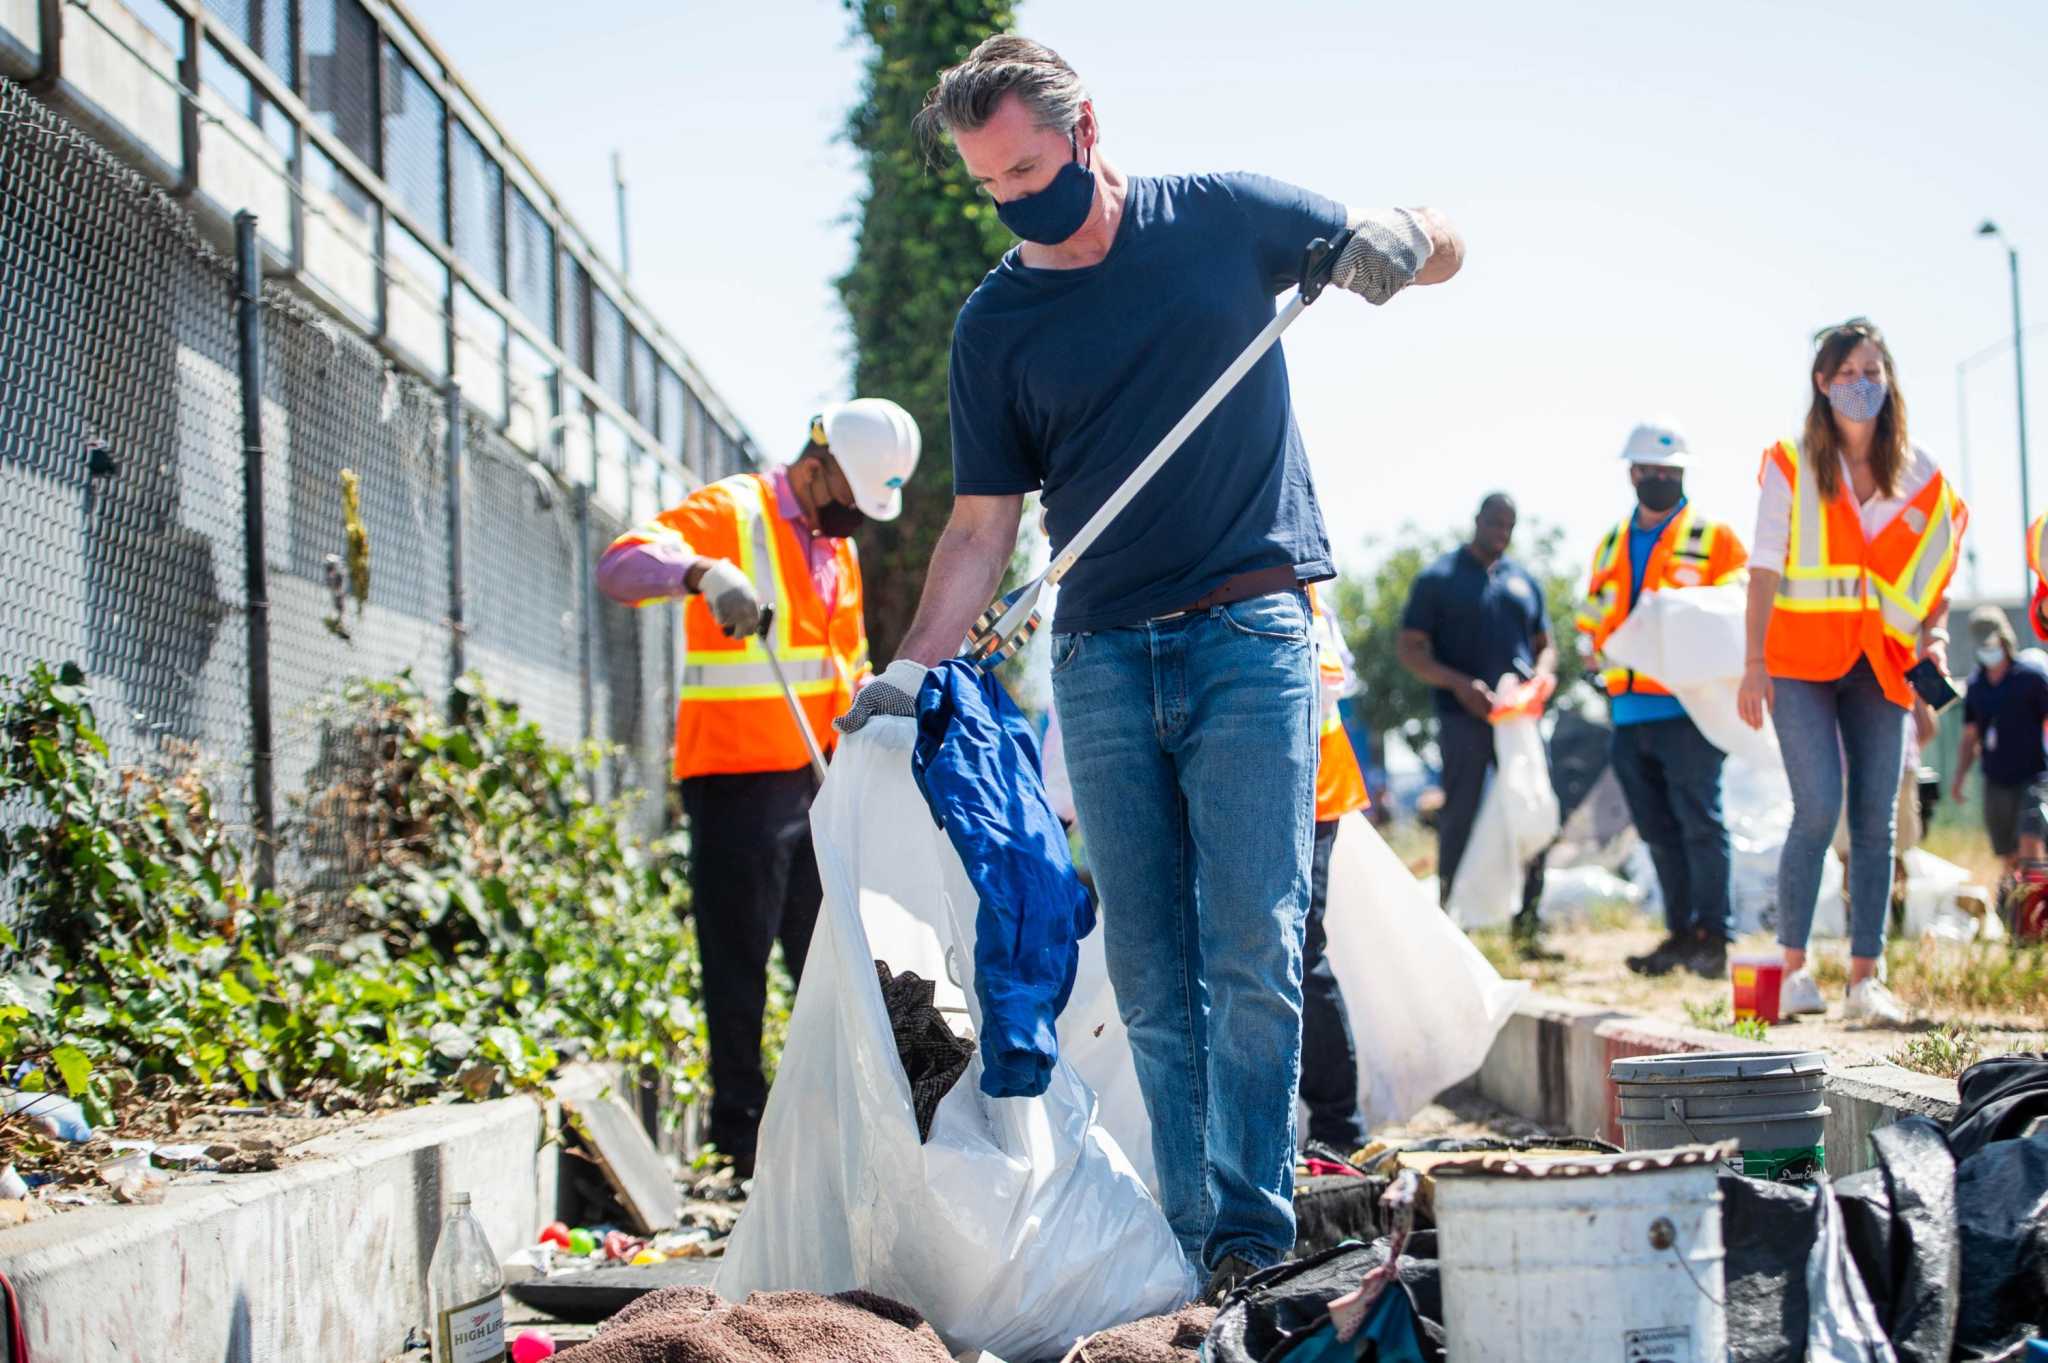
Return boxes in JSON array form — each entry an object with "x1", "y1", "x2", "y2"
[{"x1": 1904, "y1": 657, "x2": 1960, "y2": 713}]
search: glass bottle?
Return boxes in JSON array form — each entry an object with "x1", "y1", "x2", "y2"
[{"x1": 428, "y1": 1191, "x2": 507, "y2": 1363}]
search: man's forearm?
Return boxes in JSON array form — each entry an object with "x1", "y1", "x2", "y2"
[
  {"x1": 1396, "y1": 636, "x2": 1469, "y2": 692},
  {"x1": 894, "y1": 516, "x2": 1017, "y2": 666}
]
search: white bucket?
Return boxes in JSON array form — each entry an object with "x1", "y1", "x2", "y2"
[{"x1": 1435, "y1": 1145, "x2": 1730, "y2": 1363}]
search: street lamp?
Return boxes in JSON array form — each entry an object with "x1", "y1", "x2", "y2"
[{"x1": 1980, "y1": 221, "x2": 2032, "y2": 597}]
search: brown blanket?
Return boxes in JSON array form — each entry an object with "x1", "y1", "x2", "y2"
[{"x1": 559, "y1": 1285, "x2": 954, "y2": 1363}]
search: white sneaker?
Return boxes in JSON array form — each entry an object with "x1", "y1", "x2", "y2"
[
  {"x1": 1845, "y1": 977, "x2": 1909, "y2": 1025},
  {"x1": 1779, "y1": 967, "x2": 1825, "y2": 1017}
]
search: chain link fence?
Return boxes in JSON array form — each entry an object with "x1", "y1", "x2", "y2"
[{"x1": 1, "y1": 77, "x2": 684, "y2": 935}]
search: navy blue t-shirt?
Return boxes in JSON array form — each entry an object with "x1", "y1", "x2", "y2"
[
  {"x1": 948, "y1": 172, "x2": 1348, "y2": 632},
  {"x1": 1401, "y1": 546, "x2": 1551, "y2": 716},
  {"x1": 1964, "y1": 655, "x2": 2048, "y2": 785}
]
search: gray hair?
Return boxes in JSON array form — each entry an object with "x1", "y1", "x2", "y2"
[{"x1": 912, "y1": 35, "x2": 1087, "y2": 159}]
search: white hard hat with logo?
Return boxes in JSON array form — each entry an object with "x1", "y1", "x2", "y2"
[
  {"x1": 1619, "y1": 419, "x2": 1691, "y2": 468},
  {"x1": 811, "y1": 398, "x2": 921, "y2": 522}
]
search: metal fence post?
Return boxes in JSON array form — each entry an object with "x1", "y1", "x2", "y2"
[
  {"x1": 444, "y1": 382, "x2": 466, "y2": 696},
  {"x1": 234, "y1": 213, "x2": 277, "y2": 891},
  {"x1": 576, "y1": 481, "x2": 594, "y2": 745}
]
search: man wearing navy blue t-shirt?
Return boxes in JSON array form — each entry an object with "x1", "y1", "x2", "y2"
[{"x1": 831, "y1": 35, "x2": 1463, "y2": 1294}]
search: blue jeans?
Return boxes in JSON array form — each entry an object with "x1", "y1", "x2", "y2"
[
  {"x1": 1050, "y1": 589, "x2": 1318, "y2": 1272},
  {"x1": 1770, "y1": 657, "x2": 1907, "y2": 959},
  {"x1": 1608, "y1": 716, "x2": 1732, "y2": 943}
]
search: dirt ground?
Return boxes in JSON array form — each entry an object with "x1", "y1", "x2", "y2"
[{"x1": 1483, "y1": 918, "x2": 2046, "y2": 1069}]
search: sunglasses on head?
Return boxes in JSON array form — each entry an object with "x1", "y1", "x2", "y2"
[{"x1": 1812, "y1": 316, "x2": 1884, "y2": 348}]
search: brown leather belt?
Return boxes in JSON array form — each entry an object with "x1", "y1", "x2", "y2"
[{"x1": 1149, "y1": 565, "x2": 1301, "y2": 620}]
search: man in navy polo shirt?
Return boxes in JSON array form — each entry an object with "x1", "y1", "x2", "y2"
[
  {"x1": 831, "y1": 35, "x2": 1463, "y2": 1294},
  {"x1": 1398, "y1": 493, "x2": 1556, "y2": 946}
]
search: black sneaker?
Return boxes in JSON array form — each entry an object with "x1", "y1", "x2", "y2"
[
  {"x1": 1203, "y1": 1252, "x2": 1265, "y2": 1305},
  {"x1": 1625, "y1": 936, "x2": 1688, "y2": 977},
  {"x1": 1685, "y1": 937, "x2": 1728, "y2": 979}
]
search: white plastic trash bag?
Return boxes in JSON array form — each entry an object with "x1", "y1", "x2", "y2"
[
  {"x1": 1321, "y1": 820, "x2": 1528, "y2": 1129},
  {"x1": 1600, "y1": 583, "x2": 1785, "y2": 770},
  {"x1": 1447, "y1": 675, "x2": 1560, "y2": 928},
  {"x1": 716, "y1": 716, "x2": 1195, "y2": 1359}
]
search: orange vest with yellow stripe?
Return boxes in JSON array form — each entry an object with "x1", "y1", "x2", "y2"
[
  {"x1": 1576, "y1": 504, "x2": 1748, "y2": 698},
  {"x1": 1309, "y1": 585, "x2": 1370, "y2": 822},
  {"x1": 1761, "y1": 440, "x2": 1965, "y2": 709},
  {"x1": 613, "y1": 474, "x2": 867, "y2": 779}
]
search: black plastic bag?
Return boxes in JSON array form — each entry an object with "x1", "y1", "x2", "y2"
[
  {"x1": 1949, "y1": 1053, "x2": 2048, "y2": 1163},
  {"x1": 1720, "y1": 1172, "x2": 1816, "y2": 1363},
  {"x1": 1829, "y1": 1117, "x2": 1958, "y2": 1363},
  {"x1": 1953, "y1": 1131, "x2": 2048, "y2": 1361}
]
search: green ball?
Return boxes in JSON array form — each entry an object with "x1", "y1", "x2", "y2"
[{"x1": 567, "y1": 1228, "x2": 596, "y2": 1257}]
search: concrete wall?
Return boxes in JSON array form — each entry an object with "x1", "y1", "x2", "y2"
[
  {"x1": 1474, "y1": 993, "x2": 1960, "y2": 1175},
  {"x1": 3, "y1": 1096, "x2": 552, "y2": 1362}
]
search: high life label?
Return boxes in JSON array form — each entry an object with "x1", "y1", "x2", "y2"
[{"x1": 437, "y1": 1291, "x2": 506, "y2": 1363}]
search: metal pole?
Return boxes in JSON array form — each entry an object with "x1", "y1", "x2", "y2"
[
  {"x1": 234, "y1": 213, "x2": 277, "y2": 892},
  {"x1": 611, "y1": 150, "x2": 630, "y2": 279},
  {"x1": 2012, "y1": 244, "x2": 2033, "y2": 598},
  {"x1": 576, "y1": 482, "x2": 594, "y2": 743},
  {"x1": 444, "y1": 382, "x2": 466, "y2": 693}
]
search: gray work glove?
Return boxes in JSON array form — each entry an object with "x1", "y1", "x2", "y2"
[
  {"x1": 1327, "y1": 207, "x2": 1433, "y2": 305},
  {"x1": 696, "y1": 559, "x2": 761, "y2": 637},
  {"x1": 834, "y1": 658, "x2": 929, "y2": 735}
]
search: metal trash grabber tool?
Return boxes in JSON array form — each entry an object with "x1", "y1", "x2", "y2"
[
  {"x1": 756, "y1": 605, "x2": 829, "y2": 783},
  {"x1": 962, "y1": 229, "x2": 1356, "y2": 667}
]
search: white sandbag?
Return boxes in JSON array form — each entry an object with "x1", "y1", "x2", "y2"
[
  {"x1": 1321, "y1": 820, "x2": 1529, "y2": 1130},
  {"x1": 1447, "y1": 676, "x2": 1559, "y2": 928},
  {"x1": 716, "y1": 717, "x2": 1195, "y2": 1359}
]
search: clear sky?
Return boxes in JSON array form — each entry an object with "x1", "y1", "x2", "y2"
[{"x1": 425, "y1": 0, "x2": 2046, "y2": 599}]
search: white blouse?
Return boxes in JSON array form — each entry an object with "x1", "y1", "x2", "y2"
[{"x1": 1750, "y1": 444, "x2": 1940, "y2": 574}]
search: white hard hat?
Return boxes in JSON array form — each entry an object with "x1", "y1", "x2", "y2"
[
  {"x1": 812, "y1": 399, "x2": 921, "y2": 522},
  {"x1": 1619, "y1": 419, "x2": 1691, "y2": 468}
]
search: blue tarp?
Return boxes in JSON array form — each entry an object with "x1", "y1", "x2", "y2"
[{"x1": 911, "y1": 661, "x2": 1095, "y2": 1098}]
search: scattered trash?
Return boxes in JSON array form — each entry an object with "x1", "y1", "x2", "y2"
[
  {"x1": 500, "y1": 1244, "x2": 557, "y2": 1285},
  {"x1": 0, "y1": 1165, "x2": 27, "y2": 1200},
  {"x1": 567, "y1": 1228, "x2": 598, "y2": 1258},
  {"x1": 1534, "y1": 864, "x2": 1645, "y2": 923},
  {"x1": 1, "y1": 1088, "x2": 92, "y2": 1143},
  {"x1": 99, "y1": 1152, "x2": 166, "y2": 1204}
]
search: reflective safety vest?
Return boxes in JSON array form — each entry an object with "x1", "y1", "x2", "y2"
[
  {"x1": 611, "y1": 473, "x2": 867, "y2": 779},
  {"x1": 1761, "y1": 440, "x2": 1965, "y2": 709},
  {"x1": 1309, "y1": 585, "x2": 1369, "y2": 822},
  {"x1": 2029, "y1": 511, "x2": 2048, "y2": 642},
  {"x1": 1575, "y1": 504, "x2": 1748, "y2": 698}
]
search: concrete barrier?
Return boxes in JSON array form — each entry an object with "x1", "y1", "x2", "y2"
[
  {"x1": 1472, "y1": 993, "x2": 1959, "y2": 1175},
  {"x1": 0, "y1": 1063, "x2": 656, "y2": 1362}
]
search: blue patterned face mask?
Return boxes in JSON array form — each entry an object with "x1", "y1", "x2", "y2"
[{"x1": 1827, "y1": 376, "x2": 1888, "y2": 423}]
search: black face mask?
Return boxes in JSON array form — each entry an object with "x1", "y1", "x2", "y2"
[
  {"x1": 1635, "y1": 475, "x2": 1683, "y2": 514},
  {"x1": 814, "y1": 499, "x2": 866, "y2": 539}
]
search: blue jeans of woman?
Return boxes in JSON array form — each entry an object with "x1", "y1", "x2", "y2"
[
  {"x1": 1050, "y1": 590, "x2": 1318, "y2": 1274},
  {"x1": 1770, "y1": 656, "x2": 1907, "y2": 959}
]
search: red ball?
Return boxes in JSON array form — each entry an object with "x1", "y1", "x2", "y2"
[
  {"x1": 536, "y1": 1221, "x2": 571, "y2": 1249},
  {"x1": 510, "y1": 1328, "x2": 556, "y2": 1363}
]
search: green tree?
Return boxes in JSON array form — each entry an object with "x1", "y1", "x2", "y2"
[
  {"x1": 839, "y1": 0, "x2": 1016, "y2": 660},
  {"x1": 1333, "y1": 520, "x2": 1592, "y2": 757}
]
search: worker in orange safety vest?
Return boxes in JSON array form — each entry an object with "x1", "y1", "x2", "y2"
[
  {"x1": 1299, "y1": 586, "x2": 1371, "y2": 1151},
  {"x1": 596, "y1": 398, "x2": 920, "y2": 1174},
  {"x1": 1575, "y1": 419, "x2": 1748, "y2": 982}
]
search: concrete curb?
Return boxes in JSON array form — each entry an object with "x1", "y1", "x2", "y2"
[
  {"x1": 1473, "y1": 993, "x2": 1960, "y2": 1175},
  {"x1": 0, "y1": 1063, "x2": 649, "y2": 1362}
]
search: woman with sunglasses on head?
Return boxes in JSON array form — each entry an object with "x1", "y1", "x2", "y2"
[{"x1": 1736, "y1": 319, "x2": 1968, "y2": 1023}]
